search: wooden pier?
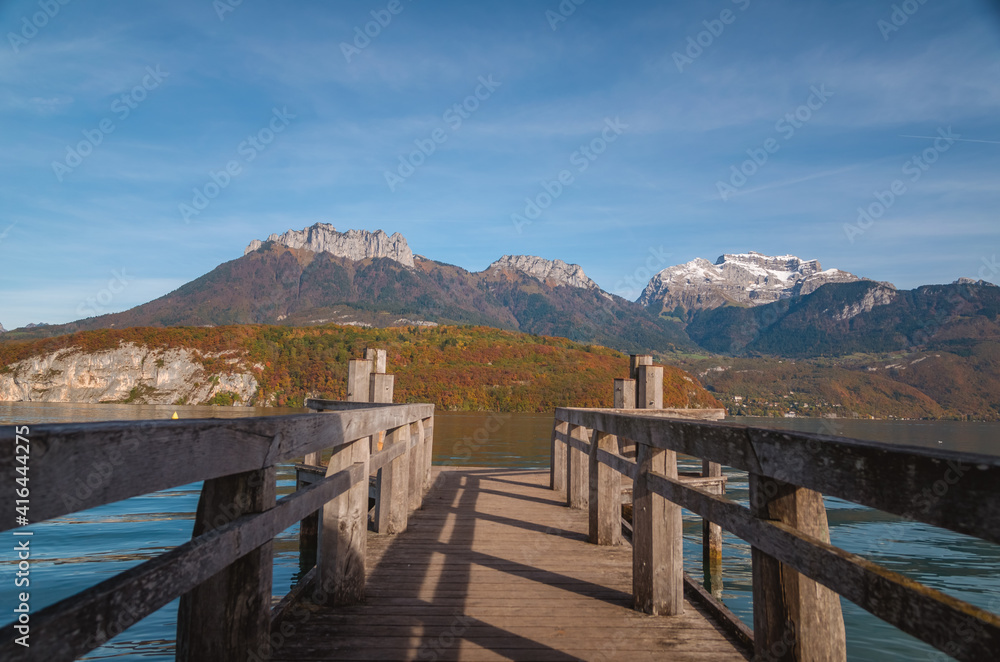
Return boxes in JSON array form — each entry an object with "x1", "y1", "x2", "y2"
[
  {"x1": 2, "y1": 351, "x2": 1000, "y2": 661},
  {"x1": 269, "y1": 466, "x2": 747, "y2": 661}
]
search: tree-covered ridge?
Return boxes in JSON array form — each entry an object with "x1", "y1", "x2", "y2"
[{"x1": 0, "y1": 324, "x2": 721, "y2": 412}]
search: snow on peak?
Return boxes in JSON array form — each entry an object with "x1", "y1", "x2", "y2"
[{"x1": 639, "y1": 251, "x2": 862, "y2": 311}]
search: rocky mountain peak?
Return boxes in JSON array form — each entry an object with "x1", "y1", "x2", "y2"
[
  {"x1": 245, "y1": 223, "x2": 414, "y2": 267},
  {"x1": 485, "y1": 255, "x2": 599, "y2": 290},
  {"x1": 0, "y1": 322, "x2": 5, "y2": 333},
  {"x1": 954, "y1": 277, "x2": 998, "y2": 287},
  {"x1": 639, "y1": 251, "x2": 863, "y2": 312}
]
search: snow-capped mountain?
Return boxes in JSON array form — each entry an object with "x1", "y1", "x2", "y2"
[{"x1": 638, "y1": 252, "x2": 862, "y2": 313}]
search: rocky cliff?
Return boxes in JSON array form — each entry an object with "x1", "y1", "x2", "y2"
[
  {"x1": 639, "y1": 252, "x2": 862, "y2": 312},
  {"x1": 0, "y1": 343, "x2": 258, "y2": 405},
  {"x1": 830, "y1": 283, "x2": 898, "y2": 321},
  {"x1": 245, "y1": 223, "x2": 415, "y2": 267},
  {"x1": 485, "y1": 255, "x2": 599, "y2": 290},
  {"x1": 0, "y1": 322, "x2": 5, "y2": 333}
]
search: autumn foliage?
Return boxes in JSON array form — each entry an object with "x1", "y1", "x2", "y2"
[{"x1": 0, "y1": 324, "x2": 721, "y2": 412}]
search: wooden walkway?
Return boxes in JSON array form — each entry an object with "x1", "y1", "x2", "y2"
[{"x1": 272, "y1": 467, "x2": 749, "y2": 661}]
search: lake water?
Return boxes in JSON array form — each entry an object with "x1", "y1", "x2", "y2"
[{"x1": 2, "y1": 402, "x2": 998, "y2": 661}]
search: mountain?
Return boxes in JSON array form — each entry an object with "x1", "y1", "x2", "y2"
[
  {"x1": 639, "y1": 251, "x2": 861, "y2": 315},
  {"x1": 686, "y1": 279, "x2": 1000, "y2": 357},
  {"x1": 12, "y1": 235, "x2": 692, "y2": 354},
  {"x1": 245, "y1": 223, "x2": 414, "y2": 266},
  {"x1": 0, "y1": 323, "x2": 5, "y2": 333}
]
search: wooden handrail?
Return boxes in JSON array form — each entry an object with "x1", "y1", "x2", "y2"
[
  {"x1": 557, "y1": 406, "x2": 1000, "y2": 543},
  {"x1": 0, "y1": 402, "x2": 434, "y2": 662},
  {"x1": 551, "y1": 406, "x2": 1000, "y2": 662},
  {"x1": 0, "y1": 403, "x2": 433, "y2": 532}
]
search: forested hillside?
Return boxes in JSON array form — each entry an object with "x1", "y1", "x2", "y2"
[{"x1": 0, "y1": 325, "x2": 720, "y2": 412}]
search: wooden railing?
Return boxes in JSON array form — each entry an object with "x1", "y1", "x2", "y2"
[
  {"x1": 552, "y1": 401, "x2": 1000, "y2": 661},
  {"x1": 0, "y1": 401, "x2": 434, "y2": 662}
]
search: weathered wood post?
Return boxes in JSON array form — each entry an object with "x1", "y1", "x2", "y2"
[
  {"x1": 408, "y1": 419, "x2": 424, "y2": 511},
  {"x1": 613, "y1": 377, "x2": 636, "y2": 459},
  {"x1": 316, "y1": 358, "x2": 373, "y2": 606},
  {"x1": 566, "y1": 423, "x2": 589, "y2": 509},
  {"x1": 319, "y1": 436, "x2": 370, "y2": 606},
  {"x1": 375, "y1": 424, "x2": 410, "y2": 533},
  {"x1": 365, "y1": 347, "x2": 388, "y2": 374},
  {"x1": 750, "y1": 474, "x2": 846, "y2": 661},
  {"x1": 176, "y1": 467, "x2": 276, "y2": 661},
  {"x1": 422, "y1": 416, "x2": 434, "y2": 496},
  {"x1": 703, "y1": 459, "x2": 724, "y2": 597},
  {"x1": 550, "y1": 419, "x2": 568, "y2": 493},
  {"x1": 589, "y1": 429, "x2": 622, "y2": 546},
  {"x1": 632, "y1": 363, "x2": 684, "y2": 615},
  {"x1": 369, "y1": 362, "x2": 393, "y2": 452}
]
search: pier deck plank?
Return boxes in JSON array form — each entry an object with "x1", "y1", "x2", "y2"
[{"x1": 273, "y1": 467, "x2": 748, "y2": 661}]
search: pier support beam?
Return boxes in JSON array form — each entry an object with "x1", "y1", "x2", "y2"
[
  {"x1": 176, "y1": 467, "x2": 276, "y2": 662},
  {"x1": 566, "y1": 423, "x2": 589, "y2": 509},
  {"x1": 750, "y1": 474, "x2": 846, "y2": 661},
  {"x1": 374, "y1": 424, "x2": 410, "y2": 533},
  {"x1": 320, "y1": 437, "x2": 370, "y2": 606},
  {"x1": 703, "y1": 459, "x2": 724, "y2": 597},
  {"x1": 550, "y1": 420, "x2": 568, "y2": 493},
  {"x1": 632, "y1": 363, "x2": 684, "y2": 615},
  {"x1": 589, "y1": 430, "x2": 622, "y2": 546}
]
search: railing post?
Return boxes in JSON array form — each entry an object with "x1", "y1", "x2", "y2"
[
  {"x1": 613, "y1": 378, "x2": 636, "y2": 458},
  {"x1": 566, "y1": 423, "x2": 588, "y2": 509},
  {"x1": 422, "y1": 415, "x2": 434, "y2": 495},
  {"x1": 632, "y1": 441, "x2": 684, "y2": 616},
  {"x1": 589, "y1": 430, "x2": 621, "y2": 546},
  {"x1": 408, "y1": 420, "x2": 423, "y2": 512},
  {"x1": 176, "y1": 467, "x2": 276, "y2": 662},
  {"x1": 550, "y1": 419, "x2": 568, "y2": 493},
  {"x1": 319, "y1": 437, "x2": 370, "y2": 606},
  {"x1": 703, "y1": 459, "x2": 724, "y2": 598},
  {"x1": 633, "y1": 363, "x2": 683, "y2": 615},
  {"x1": 297, "y1": 469, "x2": 319, "y2": 573},
  {"x1": 374, "y1": 425, "x2": 409, "y2": 533},
  {"x1": 749, "y1": 473, "x2": 846, "y2": 661}
]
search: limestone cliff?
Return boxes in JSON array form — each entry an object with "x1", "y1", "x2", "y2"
[
  {"x1": 245, "y1": 223, "x2": 414, "y2": 267},
  {"x1": 639, "y1": 252, "x2": 863, "y2": 312},
  {"x1": 830, "y1": 283, "x2": 898, "y2": 321},
  {"x1": 485, "y1": 255, "x2": 599, "y2": 290},
  {"x1": 0, "y1": 343, "x2": 258, "y2": 405}
]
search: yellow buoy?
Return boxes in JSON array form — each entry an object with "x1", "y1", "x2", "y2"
[{"x1": 172, "y1": 412, "x2": 179, "y2": 420}]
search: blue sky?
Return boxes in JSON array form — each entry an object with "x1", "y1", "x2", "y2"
[{"x1": 1, "y1": 0, "x2": 999, "y2": 329}]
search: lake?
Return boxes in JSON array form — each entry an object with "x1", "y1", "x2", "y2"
[{"x1": 2, "y1": 402, "x2": 998, "y2": 660}]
